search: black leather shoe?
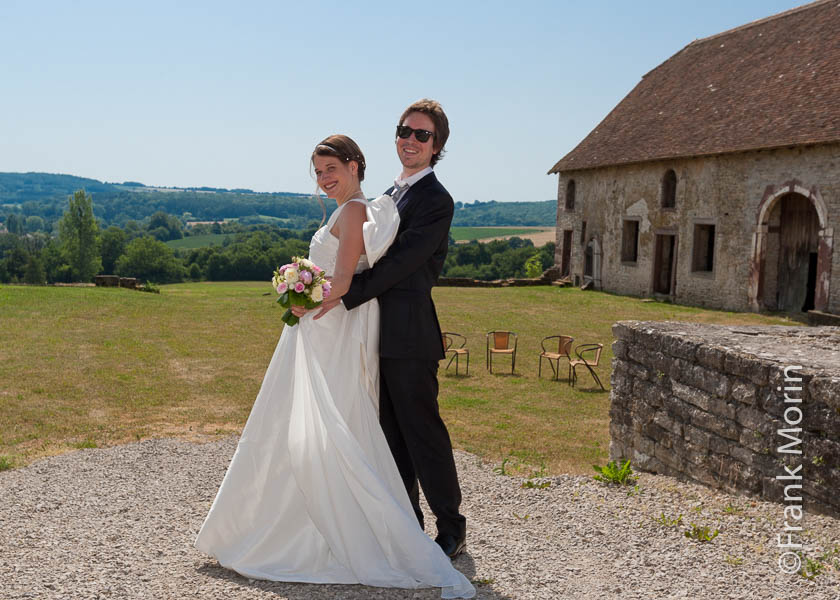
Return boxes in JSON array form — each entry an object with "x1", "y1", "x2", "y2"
[{"x1": 434, "y1": 533, "x2": 466, "y2": 559}]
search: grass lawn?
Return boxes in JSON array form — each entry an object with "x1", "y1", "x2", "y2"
[
  {"x1": 166, "y1": 233, "x2": 233, "y2": 249},
  {"x1": 449, "y1": 226, "x2": 551, "y2": 242},
  {"x1": 0, "y1": 283, "x2": 794, "y2": 475}
]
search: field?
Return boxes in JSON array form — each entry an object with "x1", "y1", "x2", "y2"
[
  {"x1": 450, "y1": 226, "x2": 553, "y2": 245},
  {"x1": 165, "y1": 233, "x2": 233, "y2": 249},
  {"x1": 0, "y1": 283, "x2": 793, "y2": 475}
]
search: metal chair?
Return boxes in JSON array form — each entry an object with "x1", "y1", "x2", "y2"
[
  {"x1": 569, "y1": 343, "x2": 605, "y2": 390},
  {"x1": 442, "y1": 332, "x2": 469, "y2": 376},
  {"x1": 486, "y1": 331, "x2": 517, "y2": 373},
  {"x1": 538, "y1": 335, "x2": 574, "y2": 380}
]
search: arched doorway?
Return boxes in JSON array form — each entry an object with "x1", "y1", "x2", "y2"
[
  {"x1": 771, "y1": 194, "x2": 819, "y2": 311},
  {"x1": 749, "y1": 181, "x2": 832, "y2": 312}
]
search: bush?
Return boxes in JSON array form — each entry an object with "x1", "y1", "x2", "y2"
[
  {"x1": 138, "y1": 280, "x2": 161, "y2": 294},
  {"x1": 593, "y1": 459, "x2": 637, "y2": 485},
  {"x1": 524, "y1": 254, "x2": 543, "y2": 278}
]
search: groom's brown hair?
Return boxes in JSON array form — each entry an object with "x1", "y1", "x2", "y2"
[{"x1": 398, "y1": 99, "x2": 449, "y2": 167}]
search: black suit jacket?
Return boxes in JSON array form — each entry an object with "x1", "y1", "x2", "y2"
[{"x1": 342, "y1": 172, "x2": 453, "y2": 360}]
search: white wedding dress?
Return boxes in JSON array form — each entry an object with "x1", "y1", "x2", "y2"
[{"x1": 194, "y1": 196, "x2": 475, "y2": 599}]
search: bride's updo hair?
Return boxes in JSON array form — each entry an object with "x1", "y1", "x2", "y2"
[{"x1": 311, "y1": 134, "x2": 366, "y2": 182}]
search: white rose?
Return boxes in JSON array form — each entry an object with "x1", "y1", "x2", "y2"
[
  {"x1": 284, "y1": 268, "x2": 299, "y2": 284},
  {"x1": 310, "y1": 284, "x2": 324, "y2": 303}
]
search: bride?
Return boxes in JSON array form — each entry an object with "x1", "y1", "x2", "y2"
[{"x1": 194, "y1": 135, "x2": 475, "y2": 599}]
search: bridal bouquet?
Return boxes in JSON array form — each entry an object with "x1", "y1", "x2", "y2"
[{"x1": 272, "y1": 257, "x2": 331, "y2": 326}]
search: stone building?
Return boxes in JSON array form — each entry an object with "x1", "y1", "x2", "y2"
[{"x1": 548, "y1": 0, "x2": 839, "y2": 314}]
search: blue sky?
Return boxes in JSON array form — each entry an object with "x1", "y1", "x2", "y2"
[{"x1": 1, "y1": 0, "x2": 804, "y2": 203}]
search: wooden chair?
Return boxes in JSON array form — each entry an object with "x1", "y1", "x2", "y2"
[
  {"x1": 538, "y1": 335, "x2": 574, "y2": 380},
  {"x1": 442, "y1": 332, "x2": 469, "y2": 376},
  {"x1": 569, "y1": 343, "x2": 605, "y2": 390},
  {"x1": 486, "y1": 331, "x2": 517, "y2": 373}
]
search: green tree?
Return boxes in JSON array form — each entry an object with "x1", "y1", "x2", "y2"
[
  {"x1": 536, "y1": 242, "x2": 556, "y2": 270},
  {"x1": 5, "y1": 213, "x2": 24, "y2": 235},
  {"x1": 1, "y1": 245, "x2": 29, "y2": 282},
  {"x1": 206, "y1": 252, "x2": 233, "y2": 280},
  {"x1": 115, "y1": 235, "x2": 185, "y2": 283},
  {"x1": 123, "y1": 220, "x2": 143, "y2": 239},
  {"x1": 24, "y1": 215, "x2": 46, "y2": 232},
  {"x1": 23, "y1": 254, "x2": 46, "y2": 284},
  {"x1": 100, "y1": 226, "x2": 127, "y2": 274},
  {"x1": 148, "y1": 211, "x2": 183, "y2": 241},
  {"x1": 442, "y1": 236, "x2": 555, "y2": 280},
  {"x1": 58, "y1": 189, "x2": 102, "y2": 282},
  {"x1": 40, "y1": 240, "x2": 72, "y2": 283},
  {"x1": 149, "y1": 226, "x2": 171, "y2": 242},
  {"x1": 490, "y1": 247, "x2": 532, "y2": 278}
]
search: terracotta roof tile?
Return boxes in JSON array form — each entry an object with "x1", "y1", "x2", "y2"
[{"x1": 549, "y1": 0, "x2": 840, "y2": 174}]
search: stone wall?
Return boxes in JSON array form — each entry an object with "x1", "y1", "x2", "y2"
[
  {"x1": 553, "y1": 143, "x2": 840, "y2": 313},
  {"x1": 609, "y1": 321, "x2": 840, "y2": 517},
  {"x1": 437, "y1": 267, "x2": 563, "y2": 288},
  {"x1": 437, "y1": 277, "x2": 550, "y2": 288}
]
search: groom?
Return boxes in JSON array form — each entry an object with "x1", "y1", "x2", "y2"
[{"x1": 317, "y1": 99, "x2": 466, "y2": 559}]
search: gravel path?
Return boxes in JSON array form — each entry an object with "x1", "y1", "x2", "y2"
[{"x1": 1, "y1": 437, "x2": 838, "y2": 600}]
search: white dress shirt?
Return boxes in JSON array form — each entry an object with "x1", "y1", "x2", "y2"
[{"x1": 392, "y1": 166, "x2": 434, "y2": 209}]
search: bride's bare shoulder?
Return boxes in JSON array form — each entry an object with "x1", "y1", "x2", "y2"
[
  {"x1": 331, "y1": 200, "x2": 367, "y2": 238},
  {"x1": 338, "y1": 200, "x2": 367, "y2": 224}
]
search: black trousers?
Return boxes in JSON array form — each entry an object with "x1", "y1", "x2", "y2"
[{"x1": 379, "y1": 357, "x2": 466, "y2": 539}]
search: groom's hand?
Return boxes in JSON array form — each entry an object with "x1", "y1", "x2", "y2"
[{"x1": 313, "y1": 297, "x2": 341, "y2": 320}]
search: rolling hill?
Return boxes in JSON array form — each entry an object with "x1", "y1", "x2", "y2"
[{"x1": 0, "y1": 172, "x2": 556, "y2": 227}]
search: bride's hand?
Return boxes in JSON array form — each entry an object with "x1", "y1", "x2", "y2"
[{"x1": 290, "y1": 305, "x2": 309, "y2": 318}]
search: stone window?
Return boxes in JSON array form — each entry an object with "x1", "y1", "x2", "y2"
[
  {"x1": 565, "y1": 180, "x2": 576, "y2": 211},
  {"x1": 580, "y1": 221, "x2": 587, "y2": 245},
  {"x1": 621, "y1": 219, "x2": 639, "y2": 263},
  {"x1": 692, "y1": 223, "x2": 715, "y2": 272},
  {"x1": 661, "y1": 169, "x2": 677, "y2": 209}
]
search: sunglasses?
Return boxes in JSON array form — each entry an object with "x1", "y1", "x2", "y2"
[{"x1": 396, "y1": 125, "x2": 435, "y2": 143}]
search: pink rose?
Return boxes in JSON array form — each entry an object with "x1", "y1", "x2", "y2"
[
  {"x1": 294, "y1": 282, "x2": 305, "y2": 293},
  {"x1": 292, "y1": 262, "x2": 299, "y2": 269},
  {"x1": 277, "y1": 282, "x2": 288, "y2": 294},
  {"x1": 312, "y1": 265, "x2": 322, "y2": 274},
  {"x1": 322, "y1": 280, "x2": 331, "y2": 298},
  {"x1": 300, "y1": 270, "x2": 313, "y2": 284}
]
